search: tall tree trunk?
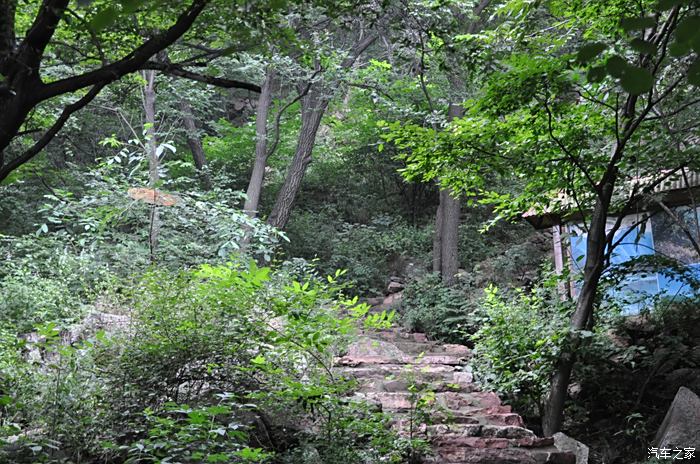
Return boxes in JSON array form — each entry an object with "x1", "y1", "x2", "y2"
[
  {"x1": 266, "y1": 34, "x2": 377, "y2": 230},
  {"x1": 142, "y1": 69, "x2": 160, "y2": 262},
  {"x1": 440, "y1": 189, "x2": 461, "y2": 285},
  {"x1": 432, "y1": 199, "x2": 444, "y2": 273},
  {"x1": 267, "y1": 89, "x2": 327, "y2": 229},
  {"x1": 542, "y1": 182, "x2": 614, "y2": 435},
  {"x1": 179, "y1": 99, "x2": 210, "y2": 189},
  {"x1": 244, "y1": 69, "x2": 275, "y2": 217},
  {"x1": 433, "y1": 103, "x2": 464, "y2": 286},
  {"x1": 0, "y1": 0, "x2": 16, "y2": 63}
]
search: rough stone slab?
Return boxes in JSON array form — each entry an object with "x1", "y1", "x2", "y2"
[
  {"x1": 553, "y1": 432, "x2": 589, "y2": 464},
  {"x1": 432, "y1": 447, "x2": 539, "y2": 463},
  {"x1": 481, "y1": 425, "x2": 535, "y2": 439},
  {"x1": 517, "y1": 436, "x2": 555, "y2": 448},
  {"x1": 654, "y1": 386, "x2": 700, "y2": 450},
  {"x1": 432, "y1": 436, "x2": 512, "y2": 449},
  {"x1": 478, "y1": 413, "x2": 525, "y2": 427},
  {"x1": 454, "y1": 371, "x2": 474, "y2": 384},
  {"x1": 417, "y1": 354, "x2": 467, "y2": 365},
  {"x1": 443, "y1": 344, "x2": 472, "y2": 356}
]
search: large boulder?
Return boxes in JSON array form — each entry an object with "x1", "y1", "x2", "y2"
[
  {"x1": 553, "y1": 432, "x2": 589, "y2": 464},
  {"x1": 654, "y1": 386, "x2": 700, "y2": 449}
]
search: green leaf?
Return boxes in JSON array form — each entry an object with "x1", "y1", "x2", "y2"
[
  {"x1": 630, "y1": 38, "x2": 657, "y2": 55},
  {"x1": 669, "y1": 41, "x2": 691, "y2": 57},
  {"x1": 606, "y1": 55, "x2": 629, "y2": 78},
  {"x1": 576, "y1": 42, "x2": 607, "y2": 64},
  {"x1": 676, "y1": 16, "x2": 700, "y2": 43},
  {"x1": 688, "y1": 58, "x2": 700, "y2": 86},
  {"x1": 656, "y1": 0, "x2": 685, "y2": 9},
  {"x1": 620, "y1": 66, "x2": 654, "y2": 95},
  {"x1": 118, "y1": 0, "x2": 145, "y2": 14},
  {"x1": 586, "y1": 66, "x2": 606, "y2": 83},
  {"x1": 620, "y1": 16, "x2": 657, "y2": 32},
  {"x1": 90, "y1": 6, "x2": 118, "y2": 31}
]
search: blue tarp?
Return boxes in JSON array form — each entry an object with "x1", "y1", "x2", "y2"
[{"x1": 569, "y1": 224, "x2": 700, "y2": 314}]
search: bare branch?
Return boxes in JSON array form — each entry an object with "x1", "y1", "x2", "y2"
[
  {"x1": 267, "y1": 68, "x2": 322, "y2": 159},
  {"x1": 35, "y1": 0, "x2": 210, "y2": 103},
  {"x1": 0, "y1": 84, "x2": 105, "y2": 181},
  {"x1": 142, "y1": 61, "x2": 261, "y2": 92}
]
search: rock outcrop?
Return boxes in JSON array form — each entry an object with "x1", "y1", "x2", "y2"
[{"x1": 654, "y1": 386, "x2": 700, "y2": 450}]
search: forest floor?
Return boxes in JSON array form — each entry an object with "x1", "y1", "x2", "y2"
[{"x1": 335, "y1": 329, "x2": 578, "y2": 464}]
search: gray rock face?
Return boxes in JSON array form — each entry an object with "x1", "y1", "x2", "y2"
[
  {"x1": 387, "y1": 280, "x2": 404, "y2": 293},
  {"x1": 553, "y1": 432, "x2": 589, "y2": 464},
  {"x1": 654, "y1": 386, "x2": 700, "y2": 450}
]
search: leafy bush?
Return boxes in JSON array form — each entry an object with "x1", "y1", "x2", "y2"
[
  {"x1": 1, "y1": 259, "x2": 403, "y2": 463},
  {"x1": 124, "y1": 400, "x2": 271, "y2": 464},
  {"x1": 34, "y1": 161, "x2": 286, "y2": 272},
  {"x1": 401, "y1": 273, "x2": 478, "y2": 342},
  {"x1": 284, "y1": 213, "x2": 432, "y2": 294},
  {"x1": 0, "y1": 234, "x2": 115, "y2": 333},
  {"x1": 470, "y1": 272, "x2": 572, "y2": 419},
  {"x1": 569, "y1": 296, "x2": 700, "y2": 463}
]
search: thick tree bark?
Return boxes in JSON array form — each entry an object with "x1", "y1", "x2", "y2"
[
  {"x1": 267, "y1": 88, "x2": 327, "y2": 229},
  {"x1": 142, "y1": 70, "x2": 160, "y2": 262},
  {"x1": 244, "y1": 70, "x2": 275, "y2": 217},
  {"x1": 440, "y1": 189, "x2": 461, "y2": 285},
  {"x1": 179, "y1": 99, "x2": 210, "y2": 189},
  {"x1": 433, "y1": 103, "x2": 464, "y2": 286},
  {"x1": 0, "y1": 0, "x2": 16, "y2": 66},
  {"x1": 432, "y1": 199, "x2": 443, "y2": 273}
]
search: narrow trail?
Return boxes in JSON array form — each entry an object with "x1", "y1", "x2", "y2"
[{"x1": 335, "y1": 329, "x2": 577, "y2": 464}]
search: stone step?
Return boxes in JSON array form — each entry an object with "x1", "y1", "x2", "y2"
[
  {"x1": 334, "y1": 331, "x2": 577, "y2": 464},
  {"x1": 368, "y1": 329, "x2": 431, "y2": 343},
  {"x1": 426, "y1": 446, "x2": 574, "y2": 464},
  {"x1": 336, "y1": 363, "x2": 462, "y2": 382},
  {"x1": 336, "y1": 353, "x2": 469, "y2": 366},
  {"x1": 427, "y1": 424, "x2": 537, "y2": 440},
  {"x1": 351, "y1": 373, "x2": 476, "y2": 394}
]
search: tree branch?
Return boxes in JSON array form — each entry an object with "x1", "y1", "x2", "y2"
[
  {"x1": 653, "y1": 198, "x2": 700, "y2": 259},
  {"x1": 0, "y1": 84, "x2": 105, "y2": 181},
  {"x1": 266, "y1": 69, "x2": 322, "y2": 159},
  {"x1": 0, "y1": 0, "x2": 17, "y2": 69},
  {"x1": 35, "y1": 0, "x2": 210, "y2": 103},
  {"x1": 541, "y1": 95, "x2": 598, "y2": 191},
  {"x1": 142, "y1": 61, "x2": 260, "y2": 92},
  {"x1": 15, "y1": 0, "x2": 69, "y2": 72}
]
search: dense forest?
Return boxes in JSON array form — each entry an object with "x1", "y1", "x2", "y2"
[{"x1": 1, "y1": 0, "x2": 699, "y2": 463}]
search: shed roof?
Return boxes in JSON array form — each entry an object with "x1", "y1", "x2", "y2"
[{"x1": 523, "y1": 170, "x2": 700, "y2": 229}]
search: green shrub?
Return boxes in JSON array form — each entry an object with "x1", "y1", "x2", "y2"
[
  {"x1": 401, "y1": 273, "x2": 478, "y2": 342},
  {"x1": 284, "y1": 213, "x2": 432, "y2": 294},
  {"x1": 0, "y1": 234, "x2": 115, "y2": 333},
  {"x1": 1, "y1": 260, "x2": 402, "y2": 463},
  {"x1": 470, "y1": 273, "x2": 572, "y2": 418}
]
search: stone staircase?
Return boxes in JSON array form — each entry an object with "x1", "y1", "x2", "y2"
[{"x1": 334, "y1": 329, "x2": 577, "y2": 464}]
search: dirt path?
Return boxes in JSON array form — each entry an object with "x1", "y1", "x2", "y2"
[{"x1": 335, "y1": 329, "x2": 576, "y2": 463}]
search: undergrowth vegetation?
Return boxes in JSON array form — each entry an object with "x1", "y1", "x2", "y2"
[{"x1": 0, "y1": 243, "x2": 410, "y2": 463}]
